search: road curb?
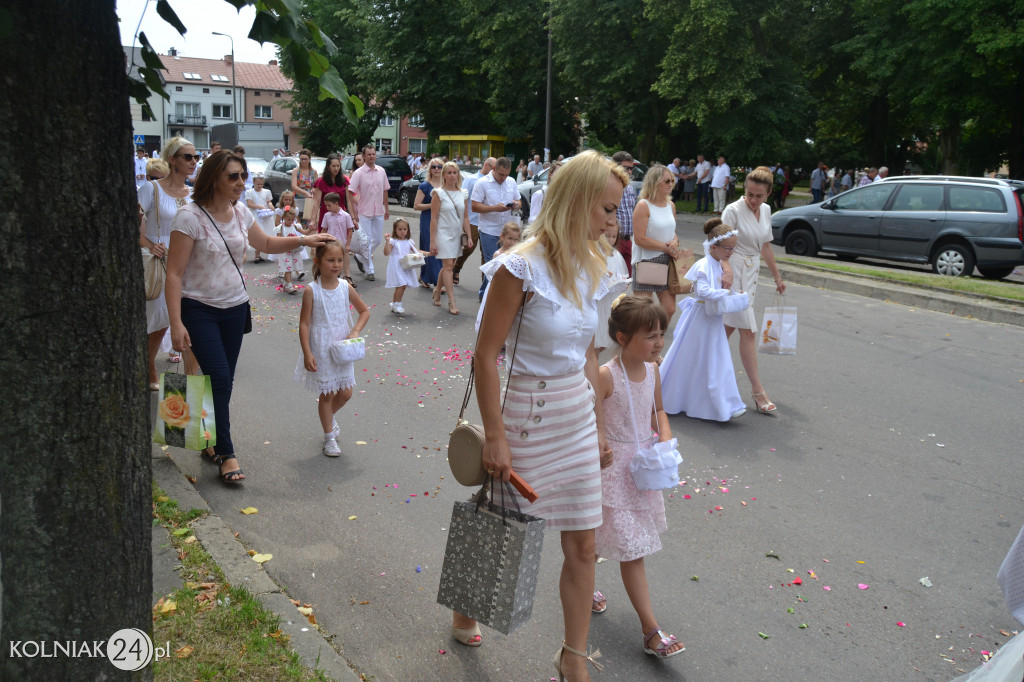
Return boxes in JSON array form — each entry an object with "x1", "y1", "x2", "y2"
[
  {"x1": 151, "y1": 448, "x2": 362, "y2": 682},
  {"x1": 770, "y1": 263, "x2": 1024, "y2": 327}
]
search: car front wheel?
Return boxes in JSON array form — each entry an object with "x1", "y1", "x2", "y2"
[
  {"x1": 932, "y1": 243, "x2": 975, "y2": 277},
  {"x1": 399, "y1": 189, "x2": 412, "y2": 208},
  {"x1": 784, "y1": 228, "x2": 817, "y2": 257}
]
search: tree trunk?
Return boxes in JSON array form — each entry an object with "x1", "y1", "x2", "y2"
[
  {"x1": 939, "y1": 112, "x2": 962, "y2": 176},
  {"x1": 0, "y1": 2, "x2": 152, "y2": 679}
]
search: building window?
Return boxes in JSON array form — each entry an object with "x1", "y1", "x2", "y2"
[
  {"x1": 175, "y1": 86, "x2": 182, "y2": 92},
  {"x1": 254, "y1": 105, "x2": 272, "y2": 119},
  {"x1": 175, "y1": 102, "x2": 201, "y2": 118},
  {"x1": 142, "y1": 107, "x2": 155, "y2": 122},
  {"x1": 254, "y1": 90, "x2": 261, "y2": 96},
  {"x1": 275, "y1": 92, "x2": 281, "y2": 98},
  {"x1": 182, "y1": 72, "x2": 202, "y2": 80},
  {"x1": 202, "y1": 87, "x2": 210, "y2": 94},
  {"x1": 409, "y1": 114, "x2": 425, "y2": 128},
  {"x1": 212, "y1": 104, "x2": 232, "y2": 119},
  {"x1": 408, "y1": 138, "x2": 427, "y2": 154},
  {"x1": 211, "y1": 74, "x2": 229, "y2": 82},
  {"x1": 379, "y1": 114, "x2": 396, "y2": 127},
  {"x1": 375, "y1": 138, "x2": 393, "y2": 153},
  {"x1": 225, "y1": 89, "x2": 231, "y2": 95}
]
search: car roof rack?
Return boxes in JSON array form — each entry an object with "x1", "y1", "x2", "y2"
[{"x1": 889, "y1": 175, "x2": 1024, "y2": 188}]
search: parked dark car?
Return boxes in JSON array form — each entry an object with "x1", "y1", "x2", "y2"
[
  {"x1": 263, "y1": 156, "x2": 326, "y2": 202},
  {"x1": 398, "y1": 167, "x2": 478, "y2": 208},
  {"x1": 341, "y1": 154, "x2": 413, "y2": 199},
  {"x1": 770, "y1": 176, "x2": 1024, "y2": 279}
]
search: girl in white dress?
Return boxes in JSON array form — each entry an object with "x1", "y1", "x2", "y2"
[
  {"x1": 659, "y1": 220, "x2": 750, "y2": 422},
  {"x1": 593, "y1": 295, "x2": 685, "y2": 660},
  {"x1": 245, "y1": 175, "x2": 275, "y2": 263},
  {"x1": 295, "y1": 241, "x2": 371, "y2": 456},
  {"x1": 595, "y1": 221, "x2": 631, "y2": 357},
  {"x1": 383, "y1": 219, "x2": 426, "y2": 315},
  {"x1": 277, "y1": 209, "x2": 314, "y2": 294}
]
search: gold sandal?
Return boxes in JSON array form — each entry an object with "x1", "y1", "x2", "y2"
[{"x1": 553, "y1": 641, "x2": 603, "y2": 682}]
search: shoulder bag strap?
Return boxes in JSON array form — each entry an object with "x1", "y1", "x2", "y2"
[
  {"x1": 456, "y1": 288, "x2": 527, "y2": 422},
  {"x1": 196, "y1": 205, "x2": 247, "y2": 294}
]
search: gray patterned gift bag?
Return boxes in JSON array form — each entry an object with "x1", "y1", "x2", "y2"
[{"x1": 436, "y1": 491, "x2": 546, "y2": 635}]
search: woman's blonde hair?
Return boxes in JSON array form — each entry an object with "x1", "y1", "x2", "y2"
[
  {"x1": 440, "y1": 161, "x2": 462, "y2": 190},
  {"x1": 519, "y1": 150, "x2": 627, "y2": 308},
  {"x1": 640, "y1": 163, "x2": 671, "y2": 201},
  {"x1": 278, "y1": 189, "x2": 296, "y2": 207},
  {"x1": 161, "y1": 135, "x2": 193, "y2": 161}
]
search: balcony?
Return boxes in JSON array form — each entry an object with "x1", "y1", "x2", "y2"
[{"x1": 167, "y1": 114, "x2": 208, "y2": 127}]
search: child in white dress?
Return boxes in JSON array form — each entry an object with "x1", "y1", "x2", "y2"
[
  {"x1": 593, "y1": 295, "x2": 685, "y2": 660},
  {"x1": 277, "y1": 209, "x2": 313, "y2": 294},
  {"x1": 383, "y1": 219, "x2": 425, "y2": 315},
  {"x1": 295, "y1": 241, "x2": 371, "y2": 456},
  {"x1": 595, "y1": 221, "x2": 631, "y2": 357},
  {"x1": 658, "y1": 220, "x2": 750, "y2": 421},
  {"x1": 494, "y1": 221, "x2": 522, "y2": 257}
]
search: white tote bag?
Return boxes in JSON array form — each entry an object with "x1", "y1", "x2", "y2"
[
  {"x1": 620, "y1": 358, "x2": 683, "y2": 491},
  {"x1": 757, "y1": 296, "x2": 797, "y2": 355}
]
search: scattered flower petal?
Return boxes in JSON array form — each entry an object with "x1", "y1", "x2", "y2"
[{"x1": 858, "y1": 583, "x2": 869, "y2": 590}]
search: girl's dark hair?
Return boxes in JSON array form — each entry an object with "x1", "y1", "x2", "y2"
[
  {"x1": 391, "y1": 218, "x2": 411, "y2": 238},
  {"x1": 703, "y1": 216, "x2": 723, "y2": 235},
  {"x1": 192, "y1": 151, "x2": 246, "y2": 207},
  {"x1": 608, "y1": 295, "x2": 668, "y2": 347},
  {"x1": 322, "y1": 152, "x2": 345, "y2": 187},
  {"x1": 311, "y1": 240, "x2": 345, "y2": 281}
]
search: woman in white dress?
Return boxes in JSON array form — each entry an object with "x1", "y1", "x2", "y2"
[
  {"x1": 429, "y1": 161, "x2": 473, "y2": 315},
  {"x1": 632, "y1": 165, "x2": 683, "y2": 319},
  {"x1": 449, "y1": 151, "x2": 623, "y2": 681},
  {"x1": 138, "y1": 136, "x2": 198, "y2": 389},
  {"x1": 721, "y1": 167, "x2": 786, "y2": 413}
]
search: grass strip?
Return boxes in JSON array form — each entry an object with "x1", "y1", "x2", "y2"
[
  {"x1": 151, "y1": 483, "x2": 332, "y2": 681},
  {"x1": 777, "y1": 258, "x2": 1024, "y2": 303}
]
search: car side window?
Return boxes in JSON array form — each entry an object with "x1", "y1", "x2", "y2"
[
  {"x1": 948, "y1": 186, "x2": 1005, "y2": 213},
  {"x1": 891, "y1": 185, "x2": 944, "y2": 211},
  {"x1": 834, "y1": 183, "x2": 895, "y2": 211}
]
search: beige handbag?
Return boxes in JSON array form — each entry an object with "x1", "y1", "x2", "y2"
[
  {"x1": 634, "y1": 259, "x2": 669, "y2": 286},
  {"x1": 448, "y1": 296, "x2": 525, "y2": 486},
  {"x1": 142, "y1": 181, "x2": 166, "y2": 301}
]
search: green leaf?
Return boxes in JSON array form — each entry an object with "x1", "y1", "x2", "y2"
[
  {"x1": 307, "y1": 50, "x2": 330, "y2": 78},
  {"x1": 155, "y1": 0, "x2": 187, "y2": 36},
  {"x1": 758, "y1": 632, "x2": 770, "y2": 640},
  {"x1": 172, "y1": 528, "x2": 190, "y2": 537},
  {"x1": 798, "y1": 623, "x2": 808, "y2": 629}
]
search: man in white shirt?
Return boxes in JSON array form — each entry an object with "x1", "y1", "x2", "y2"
[
  {"x1": 151, "y1": 149, "x2": 159, "y2": 159},
  {"x1": 453, "y1": 157, "x2": 496, "y2": 286},
  {"x1": 526, "y1": 154, "x2": 544, "y2": 179},
  {"x1": 667, "y1": 157, "x2": 683, "y2": 201},
  {"x1": 347, "y1": 145, "x2": 391, "y2": 280},
  {"x1": 876, "y1": 166, "x2": 889, "y2": 181},
  {"x1": 710, "y1": 156, "x2": 731, "y2": 214},
  {"x1": 134, "y1": 149, "x2": 149, "y2": 188},
  {"x1": 471, "y1": 157, "x2": 520, "y2": 300},
  {"x1": 695, "y1": 154, "x2": 712, "y2": 213}
]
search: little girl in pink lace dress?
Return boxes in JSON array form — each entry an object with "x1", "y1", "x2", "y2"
[{"x1": 593, "y1": 294, "x2": 685, "y2": 660}]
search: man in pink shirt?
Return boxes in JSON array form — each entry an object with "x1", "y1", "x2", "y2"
[{"x1": 346, "y1": 145, "x2": 390, "y2": 280}]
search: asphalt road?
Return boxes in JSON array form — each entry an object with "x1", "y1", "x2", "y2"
[{"x1": 161, "y1": 207, "x2": 1024, "y2": 681}]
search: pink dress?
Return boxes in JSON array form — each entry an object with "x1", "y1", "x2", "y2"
[{"x1": 595, "y1": 360, "x2": 668, "y2": 562}]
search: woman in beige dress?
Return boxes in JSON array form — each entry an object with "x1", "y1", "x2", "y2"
[{"x1": 721, "y1": 167, "x2": 786, "y2": 413}]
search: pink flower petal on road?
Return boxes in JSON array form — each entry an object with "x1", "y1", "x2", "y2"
[
  {"x1": 858, "y1": 583, "x2": 869, "y2": 590},
  {"x1": 897, "y1": 622, "x2": 905, "y2": 627},
  {"x1": 823, "y1": 586, "x2": 831, "y2": 591}
]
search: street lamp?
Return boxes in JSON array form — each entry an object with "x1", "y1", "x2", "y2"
[{"x1": 211, "y1": 32, "x2": 236, "y2": 125}]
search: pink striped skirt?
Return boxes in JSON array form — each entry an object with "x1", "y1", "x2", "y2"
[{"x1": 502, "y1": 371, "x2": 602, "y2": 531}]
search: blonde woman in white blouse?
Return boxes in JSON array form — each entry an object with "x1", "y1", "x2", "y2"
[{"x1": 449, "y1": 151, "x2": 623, "y2": 681}]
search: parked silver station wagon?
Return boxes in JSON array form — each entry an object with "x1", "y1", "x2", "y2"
[{"x1": 770, "y1": 176, "x2": 1024, "y2": 279}]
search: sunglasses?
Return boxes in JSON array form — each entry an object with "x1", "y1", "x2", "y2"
[
  {"x1": 430, "y1": 165, "x2": 443, "y2": 169},
  {"x1": 177, "y1": 153, "x2": 201, "y2": 162},
  {"x1": 226, "y1": 171, "x2": 250, "y2": 181}
]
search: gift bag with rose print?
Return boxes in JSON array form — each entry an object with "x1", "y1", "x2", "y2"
[{"x1": 152, "y1": 371, "x2": 216, "y2": 451}]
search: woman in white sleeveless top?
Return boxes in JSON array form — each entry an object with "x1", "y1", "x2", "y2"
[
  {"x1": 429, "y1": 162, "x2": 473, "y2": 315},
  {"x1": 631, "y1": 165, "x2": 683, "y2": 319}
]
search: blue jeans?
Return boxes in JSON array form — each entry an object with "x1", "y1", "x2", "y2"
[
  {"x1": 811, "y1": 188, "x2": 823, "y2": 203},
  {"x1": 180, "y1": 298, "x2": 248, "y2": 457},
  {"x1": 478, "y1": 232, "x2": 500, "y2": 298},
  {"x1": 696, "y1": 182, "x2": 711, "y2": 212}
]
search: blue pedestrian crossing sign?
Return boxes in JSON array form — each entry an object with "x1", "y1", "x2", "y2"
[{"x1": 133, "y1": 135, "x2": 145, "y2": 144}]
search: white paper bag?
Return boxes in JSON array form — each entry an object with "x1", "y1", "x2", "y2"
[{"x1": 758, "y1": 306, "x2": 797, "y2": 355}]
